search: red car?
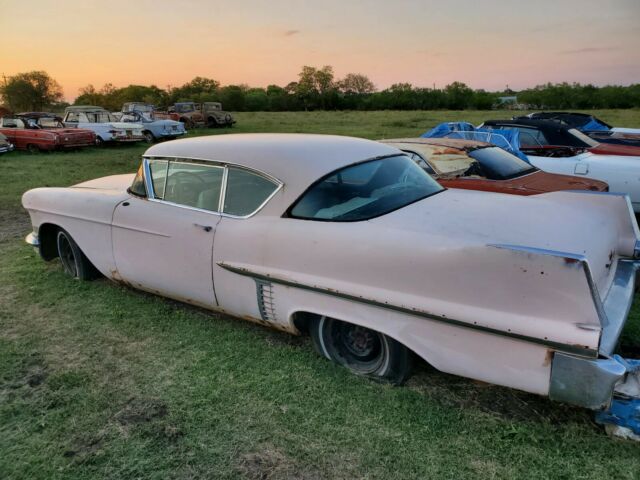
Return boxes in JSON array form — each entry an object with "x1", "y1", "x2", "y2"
[
  {"x1": 381, "y1": 138, "x2": 608, "y2": 195},
  {"x1": 0, "y1": 113, "x2": 96, "y2": 152}
]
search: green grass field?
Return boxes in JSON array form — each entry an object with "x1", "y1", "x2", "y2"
[{"x1": 1, "y1": 110, "x2": 640, "y2": 479}]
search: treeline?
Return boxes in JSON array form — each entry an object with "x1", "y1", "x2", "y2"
[{"x1": 2, "y1": 68, "x2": 640, "y2": 113}]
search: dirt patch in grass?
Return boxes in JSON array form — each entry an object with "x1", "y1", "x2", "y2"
[
  {"x1": 236, "y1": 445, "x2": 321, "y2": 480},
  {"x1": 407, "y1": 362, "x2": 592, "y2": 426},
  {"x1": 0, "y1": 208, "x2": 30, "y2": 243},
  {"x1": 115, "y1": 397, "x2": 168, "y2": 426},
  {"x1": 63, "y1": 435, "x2": 104, "y2": 459}
]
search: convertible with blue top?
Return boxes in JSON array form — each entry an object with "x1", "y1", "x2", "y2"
[{"x1": 422, "y1": 121, "x2": 640, "y2": 212}]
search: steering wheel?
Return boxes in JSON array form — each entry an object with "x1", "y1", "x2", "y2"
[{"x1": 165, "y1": 171, "x2": 205, "y2": 196}]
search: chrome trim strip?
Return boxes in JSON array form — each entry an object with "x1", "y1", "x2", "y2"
[
  {"x1": 217, "y1": 262, "x2": 598, "y2": 357},
  {"x1": 549, "y1": 353, "x2": 627, "y2": 409},
  {"x1": 219, "y1": 166, "x2": 229, "y2": 212},
  {"x1": 599, "y1": 259, "x2": 640, "y2": 356},
  {"x1": 144, "y1": 155, "x2": 284, "y2": 187}
]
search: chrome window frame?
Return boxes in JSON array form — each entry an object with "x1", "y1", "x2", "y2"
[{"x1": 141, "y1": 156, "x2": 283, "y2": 219}]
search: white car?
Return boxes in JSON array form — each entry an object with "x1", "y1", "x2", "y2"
[
  {"x1": 63, "y1": 106, "x2": 145, "y2": 145},
  {"x1": 21, "y1": 134, "x2": 640, "y2": 438}
]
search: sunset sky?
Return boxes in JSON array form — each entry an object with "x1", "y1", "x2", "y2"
[{"x1": 1, "y1": 0, "x2": 639, "y2": 101}]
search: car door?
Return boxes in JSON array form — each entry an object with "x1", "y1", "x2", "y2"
[{"x1": 111, "y1": 158, "x2": 225, "y2": 308}]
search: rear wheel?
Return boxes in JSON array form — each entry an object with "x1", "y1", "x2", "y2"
[
  {"x1": 310, "y1": 316, "x2": 412, "y2": 384},
  {"x1": 26, "y1": 144, "x2": 40, "y2": 153},
  {"x1": 207, "y1": 117, "x2": 218, "y2": 128},
  {"x1": 56, "y1": 230, "x2": 100, "y2": 280},
  {"x1": 143, "y1": 131, "x2": 155, "y2": 144}
]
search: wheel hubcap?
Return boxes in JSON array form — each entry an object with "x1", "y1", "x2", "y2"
[{"x1": 58, "y1": 234, "x2": 77, "y2": 277}]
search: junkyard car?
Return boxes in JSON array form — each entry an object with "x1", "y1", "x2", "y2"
[
  {"x1": 381, "y1": 138, "x2": 608, "y2": 195},
  {"x1": 21, "y1": 134, "x2": 640, "y2": 437},
  {"x1": 425, "y1": 121, "x2": 640, "y2": 212},
  {"x1": 518, "y1": 112, "x2": 640, "y2": 146},
  {"x1": 120, "y1": 104, "x2": 186, "y2": 143},
  {"x1": 154, "y1": 102, "x2": 205, "y2": 129},
  {"x1": 153, "y1": 102, "x2": 235, "y2": 129},
  {"x1": 63, "y1": 106, "x2": 145, "y2": 145},
  {"x1": 0, "y1": 114, "x2": 96, "y2": 152},
  {"x1": 0, "y1": 132, "x2": 14, "y2": 154},
  {"x1": 481, "y1": 118, "x2": 640, "y2": 158},
  {"x1": 201, "y1": 102, "x2": 235, "y2": 128}
]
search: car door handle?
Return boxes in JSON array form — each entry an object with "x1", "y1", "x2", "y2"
[{"x1": 194, "y1": 223, "x2": 213, "y2": 232}]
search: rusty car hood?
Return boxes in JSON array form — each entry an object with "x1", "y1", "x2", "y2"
[
  {"x1": 590, "y1": 143, "x2": 640, "y2": 157},
  {"x1": 502, "y1": 170, "x2": 608, "y2": 194}
]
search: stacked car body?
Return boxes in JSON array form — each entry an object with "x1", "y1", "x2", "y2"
[{"x1": 0, "y1": 114, "x2": 96, "y2": 152}]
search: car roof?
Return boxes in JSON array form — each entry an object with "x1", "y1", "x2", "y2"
[
  {"x1": 64, "y1": 105, "x2": 108, "y2": 112},
  {"x1": 482, "y1": 118, "x2": 571, "y2": 131},
  {"x1": 381, "y1": 137, "x2": 490, "y2": 149},
  {"x1": 144, "y1": 134, "x2": 402, "y2": 205}
]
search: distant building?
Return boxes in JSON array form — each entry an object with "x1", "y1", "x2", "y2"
[{"x1": 497, "y1": 96, "x2": 518, "y2": 105}]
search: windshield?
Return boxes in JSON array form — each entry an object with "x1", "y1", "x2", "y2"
[
  {"x1": 568, "y1": 128, "x2": 599, "y2": 147},
  {"x1": 86, "y1": 111, "x2": 115, "y2": 123},
  {"x1": 175, "y1": 104, "x2": 195, "y2": 113},
  {"x1": 289, "y1": 155, "x2": 444, "y2": 221},
  {"x1": 467, "y1": 147, "x2": 536, "y2": 180}
]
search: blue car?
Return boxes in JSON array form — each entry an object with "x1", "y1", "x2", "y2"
[{"x1": 120, "y1": 104, "x2": 186, "y2": 143}]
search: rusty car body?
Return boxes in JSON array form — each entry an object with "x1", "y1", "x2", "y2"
[
  {"x1": 153, "y1": 102, "x2": 235, "y2": 129},
  {"x1": 21, "y1": 134, "x2": 640, "y2": 437},
  {"x1": 154, "y1": 102, "x2": 205, "y2": 129},
  {"x1": 381, "y1": 138, "x2": 608, "y2": 195},
  {"x1": 0, "y1": 114, "x2": 96, "y2": 152},
  {"x1": 0, "y1": 131, "x2": 14, "y2": 154}
]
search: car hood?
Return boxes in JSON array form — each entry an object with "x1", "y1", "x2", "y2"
[
  {"x1": 506, "y1": 170, "x2": 607, "y2": 193},
  {"x1": 72, "y1": 174, "x2": 136, "y2": 191},
  {"x1": 590, "y1": 143, "x2": 640, "y2": 157}
]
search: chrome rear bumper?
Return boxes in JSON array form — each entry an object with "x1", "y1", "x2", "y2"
[{"x1": 25, "y1": 232, "x2": 39, "y2": 247}]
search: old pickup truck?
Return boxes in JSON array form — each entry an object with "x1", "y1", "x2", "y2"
[{"x1": 154, "y1": 102, "x2": 235, "y2": 129}]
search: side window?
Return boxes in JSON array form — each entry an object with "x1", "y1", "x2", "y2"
[
  {"x1": 164, "y1": 161, "x2": 224, "y2": 211},
  {"x1": 2, "y1": 118, "x2": 17, "y2": 128},
  {"x1": 403, "y1": 150, "x2": 436, "y2": 175},
  {"x1": 516, "y1": 127, "x2": 549, "y2": 146},
  {"x1": 66, "y1": 112, "x2": 79, "y2": 122},
  {"x1": 223, "y1": 167, "x2": 279, "y2": 216},
  {"x1": 148, "y1": 159, "x2": 168, "y2": 198},
  {"x1": 129, "y1": 164, "x2": 147, "y2": 197}
]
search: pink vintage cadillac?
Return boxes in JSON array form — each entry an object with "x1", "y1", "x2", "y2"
[{"x1": 21, "y1": 134, "x2": 640, "y2": 439}]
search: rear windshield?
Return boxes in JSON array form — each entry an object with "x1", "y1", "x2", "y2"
[
  {"x1": 468, "y1": 147, "x2": 536, "y2": 180},
  {"x1": 289, "y1": 155, "x2": 444, "y2": 221}
]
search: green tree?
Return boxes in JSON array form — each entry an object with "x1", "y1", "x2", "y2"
[
  {"x1": 337, "y1": 73, "x2": 376, "y2": 94},
  {"x1": 1, "y1": 71, "x2": 63, "y2": 112}
]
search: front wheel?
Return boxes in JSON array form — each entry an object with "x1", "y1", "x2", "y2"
[
  {"x1": 310, "y1": 317, "x2": 412, "y2": 384},
  {"x1": 56, "y1": 229, "x2": 100, "y2": 280}
]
